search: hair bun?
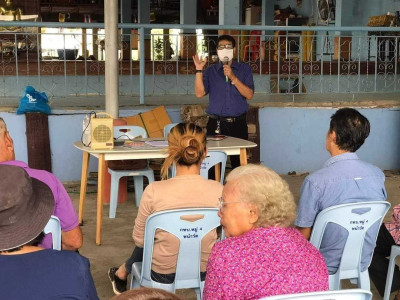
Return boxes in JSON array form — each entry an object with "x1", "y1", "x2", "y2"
[{"x1": 181, "y1": 138, "x2": 202, "y2": 164}]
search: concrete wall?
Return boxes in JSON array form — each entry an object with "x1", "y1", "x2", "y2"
[
  {"x1": 2, "y1": 106, "x2": 399, "y2": 181},
  {"x1": 259, "y1": 107, "x2": 400, "y2": 174}
]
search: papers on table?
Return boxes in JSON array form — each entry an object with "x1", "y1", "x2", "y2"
[
  {"x1": 120, "y1": 139, "x2": 168, "y2": 148},
  {"x1": 145, "y1": 140, "x2": 168, "y2": 147}
]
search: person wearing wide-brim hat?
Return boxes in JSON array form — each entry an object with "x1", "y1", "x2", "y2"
[{"x1": 0, "y1": 165, "x2": 98, "y2": 300}]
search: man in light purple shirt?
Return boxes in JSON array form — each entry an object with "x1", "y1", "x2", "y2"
[
  {"x1": 0, "y1": 117, "x2": 82, "y2": 250},
  {"x1": 295, "y1": 108, "x2": 387, "y2": 274}
]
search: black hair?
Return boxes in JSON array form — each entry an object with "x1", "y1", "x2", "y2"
[
  {"x1": 329, "y1": 108, "x2": 370, "y2": 152},
  {"x1": 1, "y1": 232, "x2": 45, "y2": 253},
  {"x1": 217, "y1": 34, "x2": 236, "y2": 48}
]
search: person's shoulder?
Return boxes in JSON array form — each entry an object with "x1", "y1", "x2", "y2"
[
  {"x1": 303, "y1": 167, "x2": 328, "y2": 184},
  {"x1": 214, "y1": 230, "x2": 254, "y2": 252},
  {"x1": 48, "y1": 249, "x2": 90, "y2": 268},
  {"x1": 205, "y1": 63, "x2": 218, "y2": 72},
  {"x1": 204, "y1": 178, "x2": 224, "y2": 189},
  {"x1": 237, "y1": 61, "x2": 252, "y2": 70},
  {"x1": 359, "y1": 159, "x2": 384, "y2": 175},
  {"x1": 25, "y1": 166, "x2": 62, "y2": 184}
]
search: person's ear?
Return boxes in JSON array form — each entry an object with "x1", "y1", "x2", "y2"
[
  {"x1": 330, "y1": 130, "x2": 337, "y2": 144},
  {"x1": 248, "y1": 205, "x2": 259, "y2": 224},
  {"x1": 4, "y1": 132, "x2": 14, "y2": 153}
]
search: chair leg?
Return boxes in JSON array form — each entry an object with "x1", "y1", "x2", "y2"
[
  {"x1": 383, "y1": 247, "x2": 400, "y2": 300},
  {"x1": 328, "y1": 273, "x2": 341, "y2": 290},
  {"x1": 109, "y1": 173, "x2": 121, "y2": 219},
  {"x1": 358, "y1": 270, "x2": 370, "y2": 290},
  {"x1": 133, "y1": 176, "x2": 144, "y2": 207},
  {"x1": 195, "y1": 288, "x2": 201, "y2": 300}
]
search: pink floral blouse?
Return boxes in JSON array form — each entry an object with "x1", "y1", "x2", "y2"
[
  {"x1": 385, "y1": 204, "x2": 400, "y2": 244},
  {"x1": 203, "y1": 227, "x2": 329, "y2": 300}
]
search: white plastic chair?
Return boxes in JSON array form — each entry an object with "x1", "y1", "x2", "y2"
[
  {"x1": 171, "y1": 151, "x2": 227, "y2": 183},
  {"x1": 130, "y1": 208, "x2": 221, "y2": 300},
  {"x1": 200, "y1": 151, "x2": 227, "y2": 184},
  {"x1": 108, "y1": 126, "x2": 155, "y2": 218},
  {"x1": 43, "y1": 215, "x2": 62, "y2": 251},
  {"x1": 383, "y1": 245, "x2": 400, "y2": 300},
  {"x1": 309, "y1": 201, "x2": 391, "y2": 290},
  {"x1": 260, "y1": 288, "x2": 372, "y2": 300},
  {"x1": 163, "y1": 123, "x2": 179, "y2": 137}
]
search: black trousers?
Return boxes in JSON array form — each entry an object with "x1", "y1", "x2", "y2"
[
  {"x1": 125, "y1": 246, "x2": 206, "y2": 284},
  {"x1": 369, "y1": 224, "x2": 400, "y2": 296},
  {"x1": 206, "y1": 116, "x2": 248, "y2": 169}
]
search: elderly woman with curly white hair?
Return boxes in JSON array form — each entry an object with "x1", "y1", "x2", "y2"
[{"x1": 203, "y1": 164, "x2": 329, "y2": 300}]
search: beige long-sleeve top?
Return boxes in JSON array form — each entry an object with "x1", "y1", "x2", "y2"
[{"x1": 133, "y1": 174, "x2": 223, "y2": 274}]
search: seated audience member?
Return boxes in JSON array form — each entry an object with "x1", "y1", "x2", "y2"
[
  {"x1": 111, "y1": 288, "x2": 182, "y2": 300},
  {"x1": 0, "y1": 117, "x2": 82, "y2": 251},
  {"x1": 294, "y1": 108, "x2": 387, "y2": 274},
  {"x1": 203, "y1": 164, "x2": 328, "y2": 299},
  {"x1": 369, "y1": 204, "x2": 400, "y2": 299},
  {"x1": 0, "y1": 165, "x2": 98, "y2": 300},
  {"x1": 108, "y1": 123, "x2": 223, "y2": 295}
]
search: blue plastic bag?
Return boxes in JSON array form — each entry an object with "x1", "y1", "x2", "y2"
[{"x1": 16, "y1": 86, "x2": 51, "y2": 115}]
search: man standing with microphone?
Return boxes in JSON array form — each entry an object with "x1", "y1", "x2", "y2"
[{"x1": 193, "y1": 34, "x2": 254, "y2": 169}]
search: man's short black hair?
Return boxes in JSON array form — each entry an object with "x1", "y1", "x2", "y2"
[
  {"x1": 217, "y1": 34, "x2": 236, "y2": 48},
  {"x1": 329, "y1": 108, "x2": 370, "y2": 152}
]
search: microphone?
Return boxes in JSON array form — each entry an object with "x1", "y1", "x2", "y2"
[{"x1": 223, "y1": 56, "x2": 229, "y2": 82}]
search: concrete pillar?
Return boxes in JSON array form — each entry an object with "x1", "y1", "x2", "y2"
[
  {"x1": 138, "y1": 0, "x2": 151, "y2": 60},
  {"x1": 180, "y1": 0, "x2": 197, "y2": 59},
  {"x1": 219, "y1": 0, "x2": 241, "y2": 25},
  {"x1": 261, "y1": 0, "x2": 275, "y2": 61},
  {"x1": 92, "y1": 28, "x2": 99, "y2": 59},
  {"x1": 262, "y1": 0, "x2": 274, "y2": 35},
  {"x1": 105, "y1": 0, "x2": 119, "y2": 118},
  {"x1": 335, "y1": 0, "x2": 342, "y2": 28},
  {"x1": 120, "y1": 0, "x2": 132, "y2": 60},
  {"x1": 180, "y1": 0, "x2": 196, "y2": 26},
  {"x1": 218, "y1": 0, "x2": 241, "y2": 58},
  {"x1": 82, "y1": 28, "x2": 87, "y2": 58}
]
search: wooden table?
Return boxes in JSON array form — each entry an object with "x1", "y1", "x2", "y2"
[{"x1": 74, "y1": 137, "x2": 257, "y2": 245}]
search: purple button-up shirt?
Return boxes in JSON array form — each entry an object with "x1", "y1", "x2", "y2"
[
  {"x1": 204, "y1": 61, "x2": 254, "y2": 117},
  {"x1": 0, "y1": 160, "x2": 79, "y2": 249}
]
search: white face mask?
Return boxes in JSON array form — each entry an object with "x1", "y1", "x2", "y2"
[{"x1": 217, "y1": 49, "x2": 234, "y2": 63}]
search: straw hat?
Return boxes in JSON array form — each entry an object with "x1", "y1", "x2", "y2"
[{"x1": 0, "y1": 164, "x2": 54, "y2": 251}]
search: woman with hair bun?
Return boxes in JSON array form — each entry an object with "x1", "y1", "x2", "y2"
[{"x1": 108, "y1": 123, "x2": 223, "y2": 295}]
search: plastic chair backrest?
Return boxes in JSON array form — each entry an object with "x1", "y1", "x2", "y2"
[
  {"x1": 140, "y1": 208, "x2": 220, "y2": 292},
  {"x1": 310, "y1": 201, "x2": 390, "y2": 288},
  {"x1": 259, "y1": 288, "x2": 372, "y2": 300},
  {"x1": 170, "y1": 151, "x2": 227, "y2": 183},
  {"x1": 163, "y1": 123, "x2": 179, "y2": 138},
  {"x1": 43, "y1": 215, "x2": 62, "y2": 250},
  {"x1": 114, "y1": 125, "x2": 147, "y2": 140},
  {"x1": 200, "y1": 151, "x2": 227, "y2": 184}
]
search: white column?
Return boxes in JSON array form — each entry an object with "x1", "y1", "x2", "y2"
[
  {"x1": 138, "y1": 0, "x2": 150, "y2": 35},
  {"x1": 105, "y1": 0, "x2": 119, "y2": 118},
  {"x1": 262, "y1": 0, "x2": 275, "y2": 37},
  {"x1": 180, "y1": 0, "x2": 197, "y2": 26},
  {"x1": 219, "y1": 0, "x2": 241, "y2": 25},
  {"x1": 121, "y1": 0, "x2": 132, "y2": 40}
]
